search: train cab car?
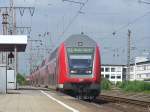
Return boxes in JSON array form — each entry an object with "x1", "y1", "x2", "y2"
[
  {"x1": 30, "y1": 34, "x2": 101, "y2": 99},
  {"x1": 56, "y1": 34, "x2": 101, "y2": 98}
]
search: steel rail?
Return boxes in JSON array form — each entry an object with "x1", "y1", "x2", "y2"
[{"x1": 98, "y1": 94, "x2": 150, "y2": 108}]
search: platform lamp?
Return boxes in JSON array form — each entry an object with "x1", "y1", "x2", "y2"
[{"x1": 8, "y1": 52, "x2": 14, "y2": 65}]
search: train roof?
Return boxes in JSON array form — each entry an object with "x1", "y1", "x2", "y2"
[
  {"x1": 64, "y1": 34, "x2": 97, "y2": 47},
  {"x1": 36, "y1": 34, "x2": 97, "y2": 70}
]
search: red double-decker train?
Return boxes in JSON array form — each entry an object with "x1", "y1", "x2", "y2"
[{"x1": 30, "y1": 34, "x2": 101, "y2": 99}]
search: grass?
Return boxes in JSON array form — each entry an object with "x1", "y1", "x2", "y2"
[
  {"x1": 101, "y1": 78, "x2": 112, "y2": 90},
  {"x1": 117, "y1": 80, "x2": 150, "y2": 92}
]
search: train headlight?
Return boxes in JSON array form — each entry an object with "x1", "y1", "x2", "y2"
[
  {"x1": 88, "y1": 70, "x2": 92, "y2": 73},
  {"x1": 70, "y1": 70, "x2": 77, "y2": 74},
  {"x1": 86, "y1": 70, "x2": 92, "y2": 74}
]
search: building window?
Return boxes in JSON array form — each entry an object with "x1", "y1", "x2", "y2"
[
  {"x1": 111, "y1": 76, "x2": 115, "y2": 79},
  {"x1": 111, "y1": 68, "x2": 115, "y2": 72},
  {"x1": 147, "y1": 65, "x2": 150, "y2": 70},
  {"x1": 101, "y1": 74, "x2": 104, "y2": 78},
  {"x1": 138, "y1": 74, "x2": 141, "y2": 78},
  {"x1": 130, "y1": 67, "x2": 133, "y2": 72},
  {"x1": 105, "y1": 74, "x2": 110, "y2": 79},
  {"x1": 101, "y1": 67, "x2": 104, "y2": 72},
  {"x1": 137, "y1": 66, "x2": 143, "y2": 71},
  {"x1": 144, "y1": 65, "x2": 146, "y2": 70},
  {"x1": 130, "y1": 74, "x2": 134, "y2": 79},
  {"x1": 116, "y1": 67, "x2": 121, "y2": 72},
  {"x1": 146, "y1": 74, "x2": 150, "y2": 78},
  {"x1": 105, "y1": 68, "x2": 110, "y2": 72},
  {"x1": 117, "y1": 76, "x2": 121, "y2": 79}
]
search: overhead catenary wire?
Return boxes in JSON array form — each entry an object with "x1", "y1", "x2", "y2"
[
  {"x1": 60, "y1": 0, "x2": 89, "y2": 37},
  {"x1": 112, "y1": 11, "x2": 150, "y2": 35}
]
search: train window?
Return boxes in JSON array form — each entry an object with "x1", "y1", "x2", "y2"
[
  {"x1": 69, "y1": 55, "x2": 92, "y2": 68},
  {"x1": 68, "y1": 54, "x2": 93, "y2": 75}
]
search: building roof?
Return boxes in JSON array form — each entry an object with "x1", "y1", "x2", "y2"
[
  {"x1": 0, "y1": 35, "x2": 27, "y2": 52},
  {"x1": 132, "y1": 60, "x2": 150, "y2": 65},
  {"x1": 101, "y1": 64, "x2": 126, "y2": 66},
  {"x1": 101, "y1": 60, "x2": 150, "y2": 67},
  {"x1": 64, "y1": 34, "x2": 96, "y2": 47}
]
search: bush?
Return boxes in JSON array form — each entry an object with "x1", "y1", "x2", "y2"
[
  {"x1": 17, "y1": 73, "x2": 27, "y2": 85},
  {"x1": 101, "y1": 78, "x2": 112, "y2": 90},
  {"x1": 116, "y1": 81, "x2": 122, "y2": 87}
]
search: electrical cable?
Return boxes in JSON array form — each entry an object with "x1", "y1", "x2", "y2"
[
  {"x1": 60, "y1": 0, "x2": 88, "y2": 36},
  {"x1": 112, "y1": 11, "x2": 150, "y2": 35}
]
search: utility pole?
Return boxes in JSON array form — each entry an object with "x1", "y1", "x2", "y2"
[
  {"x1": 0, "y1": 0, "x2": 35, "y2": 89},
  {"x1": 1, "y1": 12, "x2": 9, "y2": 64},
  {"x1": 27, "y1": 39, "x2": 42, "y2": 74},
  {"x1": 127, "y1": 29, "x2": 131, "y2": 81},
  {"x1": 2, "y1": 13, "x2": 9, "y2": 35},
  {"x1": 0, "y1": 4, "x2": 35, "y2": 35}
]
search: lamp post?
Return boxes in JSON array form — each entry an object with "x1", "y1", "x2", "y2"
[{"x1": 8, "y1": 52, "x2": 14, "y2": 66}]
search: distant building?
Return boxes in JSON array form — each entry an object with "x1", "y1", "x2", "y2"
[
  {"x1": 130, "y1": 60, "x2": 150, "y2": 81},
  {"x1": 101, "y1": 64, "x2": 126, "y2": 84},
  {"x1": 135, "y1": 56, "x2": 148, "y2": 63}
]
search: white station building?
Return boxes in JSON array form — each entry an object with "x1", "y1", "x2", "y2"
[
  {"x1": 129, "y1": 57, "x2": 150, "y2": 81},
  {"x1": 101, "y1": 64, "x2": 126, "y2": 84},
  {"x1": 101, "y1": 57, "x2": 150, "y2": 83},
  {"x1": 0, "y1": 35, "x2": 27, "y2": 93}
]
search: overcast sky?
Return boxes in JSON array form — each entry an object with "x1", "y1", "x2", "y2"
[{"x1": 0, "y1": 0, "x2": 150, "y2": 74}]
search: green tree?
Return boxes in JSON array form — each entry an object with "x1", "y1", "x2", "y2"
[{"x1": 17, "y1": 73, "x2": 27, "y2": 85}]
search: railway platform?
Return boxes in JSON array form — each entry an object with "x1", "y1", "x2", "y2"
[
  {"x1": 1, "y1": 86, "x2": 148, "y2": 112},
  {"x1": 0, "y1": 89, "x2": 71, "y2": 112},
  {"x1": 0, "y1": 86, "x2": 123, "y2": 112}
]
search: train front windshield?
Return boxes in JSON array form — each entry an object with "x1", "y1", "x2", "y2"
[
  {"x1": 69, "y1": 55, "x2": 92, "y2": 68},
  {"x1": 67, "y1": 47, "x2": 94, "y2": 75}
]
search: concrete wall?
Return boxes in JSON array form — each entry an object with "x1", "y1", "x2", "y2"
[{"x1": 0, "y1": 65, "x2": 6, "y2": 93}]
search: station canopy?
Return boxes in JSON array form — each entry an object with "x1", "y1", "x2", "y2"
[{"x1": 0, "y1": 35, "x2": 27, "y2": 52}]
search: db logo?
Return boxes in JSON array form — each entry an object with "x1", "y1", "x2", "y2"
[{"x1": 79, "y1": 79, "x2": 84, "y2": 82}]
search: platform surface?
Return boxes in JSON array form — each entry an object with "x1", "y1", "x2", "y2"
[{"x1": 0, "y1": 87, "x2": 122, "y2": 112}]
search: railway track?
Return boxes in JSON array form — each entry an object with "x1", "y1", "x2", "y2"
[{"x1": 97, "y1": 94, "x2": 150, "y2": 108}]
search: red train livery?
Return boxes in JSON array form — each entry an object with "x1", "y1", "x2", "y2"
[{"x1": 30, "y1": 34, "x2": 101, "y2": 99}]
